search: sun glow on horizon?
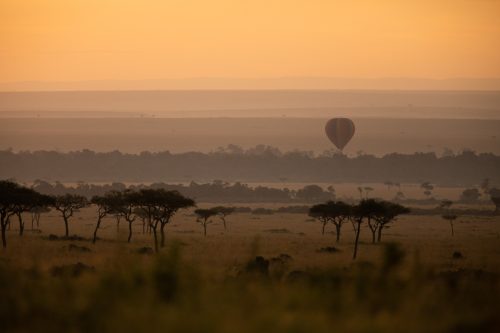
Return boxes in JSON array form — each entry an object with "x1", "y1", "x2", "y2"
[{"x1": 1, "y1": 0, "x2": 499, "y2": 86}]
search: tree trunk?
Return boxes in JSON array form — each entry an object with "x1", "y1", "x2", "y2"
[
  {"x1": 367, "y1": 219, "x2": 376, "y2": 243},
  {"x1": 18, "y1": 213, "x2": 24, "y2": 236},
  {"x1": 116, "y1": 216, "x2": 121, "y2": 232},
  {"x1": 450, "y1": 221, "x2": 454, "y2": 236},
  {"x1": 31, "y1": 213, "x2": 35, "y2": 230},
  {"x1": 322, "y1": 222, "x2": 326, "y2": 235},
  {"x1": 36, "y1": 213, "x2": 40, "y2": 228},
  {"x1": 92, "y1": 216, "x2": 102, "y2": 244},
  {"x1": 353, "y1": 221, "x2": 362, "y2": 260},
  {"x1": 153, "y1": 227, "x2": 159, "y2": 253},
  {"x1": 1, "y1": 225, "x2": 6, "y2": 249},
  {"x1": 204, "y1": 222, "x2": 207, "y2": 236},
  {"x1": 142, "y1": 218, "x2": 145, "y2": 234},
  {"x1": 127, "y1": 221, "x2": 133, "y2": 243},
  {"x1": 1, "y1": 216, "x2": 6, "y2": 249},
  {"x1": 64, "y1": 216, "x2": 69, "y2": 237},
  {"x1": 335, "y1": 223, "x2": 341, "y2": 243},
  {"x1": 160, "y1": 223, "x2": 166, "y2": 248},
  {"x1": 222, "y1": 217, "x2": 226, "y2": 230},
  {"x1": 377, "y1": 225, "x2": 383, "y2": 242}
]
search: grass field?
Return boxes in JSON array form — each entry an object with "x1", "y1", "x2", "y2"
[{"x1": 1, "y1": 206, "x2": 500, "y2": 332}]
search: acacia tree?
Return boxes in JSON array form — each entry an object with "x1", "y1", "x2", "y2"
[
  {"x1": 0, "y1": 181, "x2": 22, "y2": 248},
  {"x1": 212, "y1": 206, "x2": 235, "y2": 230},
  {"x1": 442, "y1": 214, "x2": 458, "y2": 236},
  {"x1": 373, "y1": 201, "x2": 410, "y2": 242},
  {"x1": 309, "y1": 202, "x2": 331, "y2": 235},
  {"x1": 309, "y1": 201, "x2": 351, "y2": 242},
  {"x1": 489, "y1": 188, "x2": 500, "y2": 214},
  {"x1": 329, "y1": 201, "x2": 351, "y2": 243},
  {"x1": 106, "y1": 190, "x2": 139, "y2": 243},
  {"x1": 54, "y1": 194, "x2": 88, "y2": 237},
  {"x1": 351, "y1": 199, "x2": 380, "y2": 260},
  {"x1": 439, "y1": 200, "x2": 457, "y2": 236},
  {"x1": 363, "y1": 199, "x2": 386, "y2": 244},
  {"x1": 155, "y1": 191, "x2": 194, "y2": 249},
  {"x1": 195, "y1": 208, "x2": 218, "y2": 236},
  {"x1": 0, "y1": 181, "x2": 53, "y2": 247},
  {"x1": 30, "y1": 206, "x2": 51, "y2": 230},
  {"x1": 10, "y1": 185, "x2": 53, "y2": 236},
  {"x1": 133, "y1": 207, "x2": 149, "y2": 234},
  {"x1": 91, "y1": 192, "x2": 122, "y2": 244},
  {"x1": 117, "y1": 191, "x2": 140, "y2": 243},
  {"x1": 137, "y1": 189, "x2": 195, "y2": 253}
]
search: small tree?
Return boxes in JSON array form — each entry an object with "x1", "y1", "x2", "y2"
[
  {"x1": 137, "y1": 189, "x2": 195, "y2": 252},
  {"x1": 195, "y1": 208, "x2": 218, "y2": 236},
  {"x1": 134, "y1": 207, "x2": 149, "y2": 234},
  {"x1": 111, "y1": 191, "x2": 140, "y2": 243},
  {"x1": 309, "y1": 201, "x2": 351, "y2": 242},
  {"x1": 212, "y1": 206, "x2": 235, "y2": 230},
  {"x1": 54, "y1": 194, "x2": 88, "y2": 237},
  {"x1": 351, "y1": 199, "x2": 379, "y2": 259},
  {"x1": 442, "y1": 214, "x2": 458, "y2": 236},
  {"x1": 489, "y1": 188, "x2": 500, "y2": 214},
  {"x1": 460, "y1": 188, "x2": 481, "y2": 203},
  {"x1": 373, "y1": 201, "x2": 410, "y2": 242},
  {"x1": 362, "y1": 199, "x2": 385, "y2": 244},
  {"x1": 30, "y1": 206, "x2": 51, "y2": 230},
  {"x1": 12, "y1": 187, "x2": 52, "y2": 236},
  {"x1": 309, "y1": 203, "x2": 331, "y2": 235},
  {"x1": 90, "y1": 192, "x2": 122, "y2": 243},
  {"x1": 439, "y1": 200, "x2": 457, "y2": 236},
  {"x1": 0, "y1": 181, "x2": 22, "y2": 248}
]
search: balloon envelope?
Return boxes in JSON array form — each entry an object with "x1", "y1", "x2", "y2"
[{"x1": 325, "y1": 118, "x2": 355, "y2": 151}]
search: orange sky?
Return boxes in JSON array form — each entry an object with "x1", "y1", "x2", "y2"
[{"x1": 1, "y1": 0, "x2": 499, "y2": 86}]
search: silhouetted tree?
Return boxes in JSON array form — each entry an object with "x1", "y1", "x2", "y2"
[
  {"x1": 212, "y1": 206, "x2": 235, "y2": 230},
  {"x1": 136, "y1": 189, "x2": 194, "y2": 252},
  {"x1": 133, "y1": 207, "x2": 149, "y2": 234},
  {"x1": 30, "y1": 206, "x2": 51, "y2": 230},
  {"x1": 54, "y1": 194, "x2": 88, "y2": 237},
  {"x1": 309, "y1": 203, "x2": 331, "y2": 235},
  {"x1": 112, "y1": 191, "x2": 140, "y2": 243},
  {"x1": 373, "y1": 201, "x2": 410, "y2": 242},
  {"x1": 91, "y1": 192, "x2": 122, "y2": 243},
  {"x1": 195, "y1": 208, "x2": 218, "y2": 236},
  {"x1": 11, "y1": 187, "x2": 52, "y2": 236},
  {"x1": 460, "y1": 188, "x2": 481, "y2": 203},
  {"x1": 439, "y1": 200, "x2": 457, "y2": 236},
  {"x1": 295, "y1": 185, "x2": 332, "y2": 202},
  {"x1": 0, "y1": 181, "x2": 22, "y2": 248},
  {"x1": 442, "y1": 214, "x2": 458, "y2": 236},
  {"x1": 309, "y1": 201, "x2": 351, "y2": 242},
  {"x1": 488, "y1": 188, "x2": 500, "y2": 214},
  {"x1": 361, "y1": 199, "x2": 386, "y2": 244},
  {"x1": 351, "y1": 199, "x2": 379, "y2": 259}
]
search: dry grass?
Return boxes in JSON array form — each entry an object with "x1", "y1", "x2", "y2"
[{"x1": 1, "y1": 207, "x2": 499, "y2": 333}]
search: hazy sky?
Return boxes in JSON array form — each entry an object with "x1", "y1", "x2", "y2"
[{"x1": 1, "y1": 0, "x2": 500, "y2": 86}]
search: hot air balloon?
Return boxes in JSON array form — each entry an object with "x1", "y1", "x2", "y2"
[{"x1": 325, "y1": 118, "x2": 355, "y2": 152}]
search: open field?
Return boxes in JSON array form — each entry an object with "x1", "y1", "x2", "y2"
[
  {"x1": 3, "y1": 207, "x2": 500, "y2": 273},
  {"x1": 2, "y1": 206, "x2": 500, "y2": 333}
]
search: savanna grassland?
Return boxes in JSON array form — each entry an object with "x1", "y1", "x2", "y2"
[{"x1": 1, "y1": 204, "x2": 499, "y2": 333}]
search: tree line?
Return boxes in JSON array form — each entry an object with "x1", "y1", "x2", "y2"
[
  {"x1": 2, "y1": 179, "x2": 498, "y2": 259},
  {"x1": 1, "y1": 148, "x2": 499, "y2": 185},
  {"x1": 309, "y1": 200, "x2": 410, "y2": 259},
  {"x1": 21, "y1": 179, "x2": 500, "y2": 209}
]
